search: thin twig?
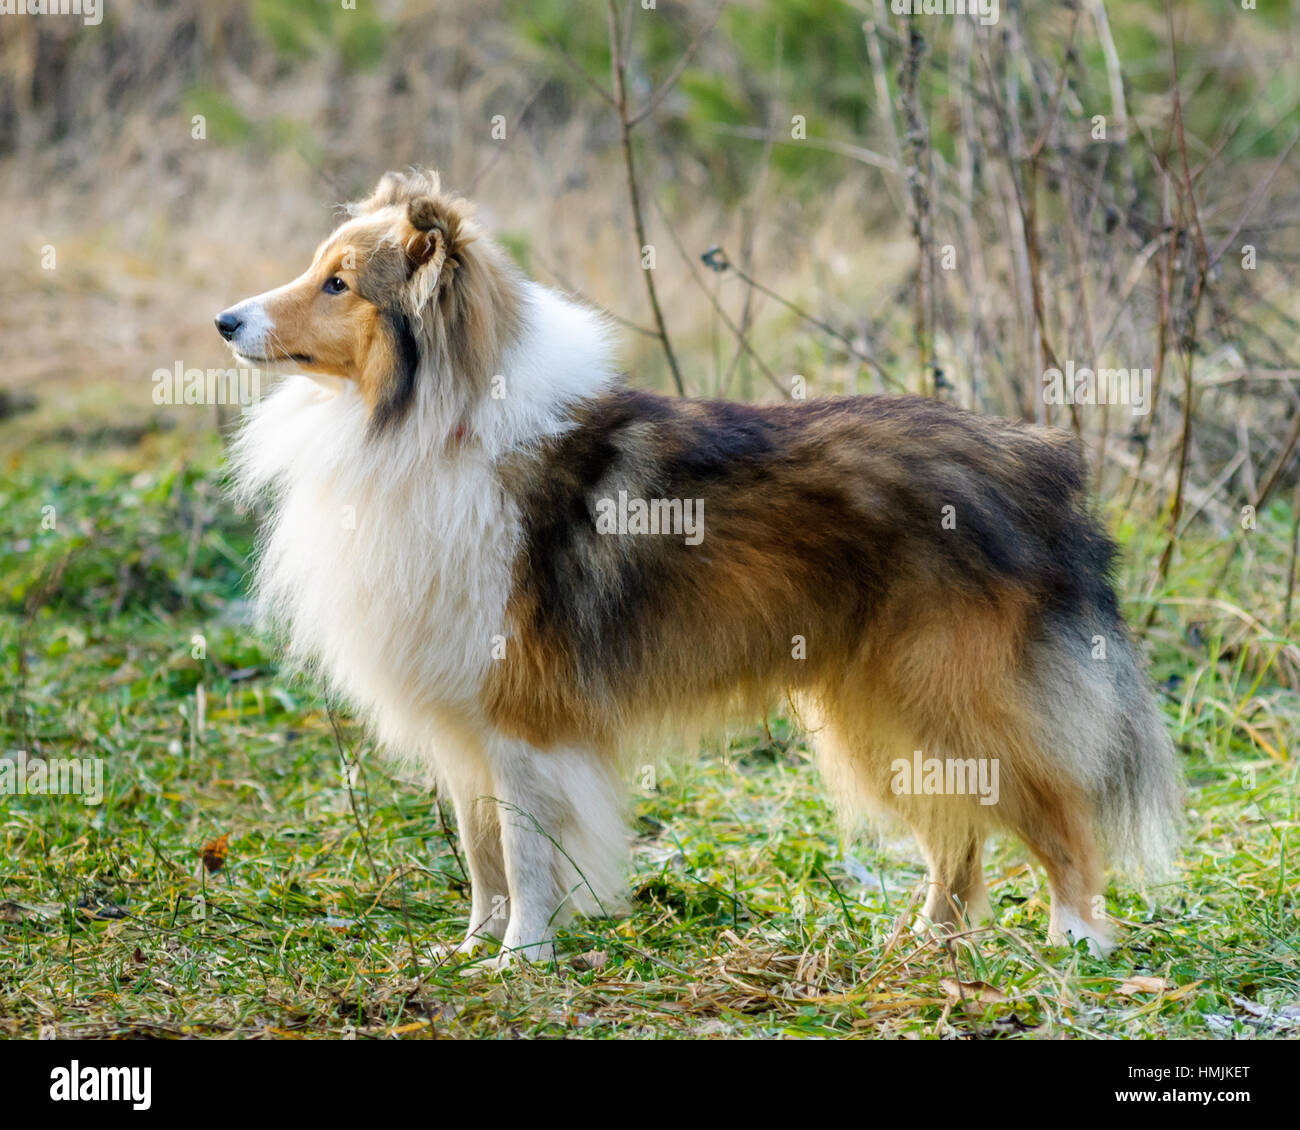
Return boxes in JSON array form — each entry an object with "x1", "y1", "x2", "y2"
[
  {"x1": 649, "y1": 196, "x2": 791, "y2": 400},
  {"x1": 327, "y1": 707, "x2": 381, "y2": 885},
  {"x1": 607, "y1": 0, "x2": 685, "y2": 395},
  {"x1": 466, "y1": 79, "x2": 549, "y2": 193},
  {"x1": 1145, "y1": 1, "x2": 1213, "y2": 627},
  {"x1": 704, "y1": 247, "x2": 896, "y2": 387},
  {"x1": 626, "y1": 0, "x2": 727, "y2": 129}
]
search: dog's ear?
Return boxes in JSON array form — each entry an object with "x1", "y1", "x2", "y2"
[
  {"x1": 404, "y1": 196, "x2": 449, "y2": 264},
  {"x1": 402, "y1": 194, "x2": 469, "y2": 311}
]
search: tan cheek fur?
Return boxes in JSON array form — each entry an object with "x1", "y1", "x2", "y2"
[{"x1": 260, "y1": 274, "x2": 385, "y2": 396}]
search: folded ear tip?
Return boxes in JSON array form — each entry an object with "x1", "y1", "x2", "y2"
[{"x1": 408, "y1": 196, "x2": 440, "y2": 231}]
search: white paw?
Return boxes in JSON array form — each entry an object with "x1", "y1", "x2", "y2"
[
  {"x1": 462, "y1": 952, "x2": 515, "y2": 976},
  {"x1": 1049, "y1": 906, "x2": 1113, "y2": 956},
  {"x1": 506, "y1": 939, "x2": 558, "y2": 965},
  {"x1": 454, "y1": 938, "x2": 558, "y2": 976},
  {"x1": 430, "y1": 933, "x2": 494, "y2": 961}
]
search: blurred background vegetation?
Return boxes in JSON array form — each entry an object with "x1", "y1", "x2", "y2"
[
  {"x1": 4, "y1": 0, "x2": 1298, "y2": 643},
  {"x1": 2, "y1": 0, "x2": 1295, "y2": 427}
]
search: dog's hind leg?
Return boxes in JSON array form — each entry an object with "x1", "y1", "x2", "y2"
[
  {"x1": 883, "y1": 602, "x2": 1115, "y2": 953},
  {"x1": 925, "y1": 712, "x2": 1112, "y2": 952},
  {"x1": 911, "y1": 821, "x2": 992, "y2": 933},
  {"x1": 1001, "y1": 763, "x2": 1112, "y2": 954},
  {"x1": 804, "y1": 697, "x2": 992, "y2": 936}
]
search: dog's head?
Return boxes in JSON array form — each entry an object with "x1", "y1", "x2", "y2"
[{"x1": 216, "y1": 169, "x2": 515, "y2": 432}]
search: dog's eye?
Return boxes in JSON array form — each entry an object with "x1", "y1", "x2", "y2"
[{"x1": 323, "y1": 276, "x2": 348, "y2": 294}]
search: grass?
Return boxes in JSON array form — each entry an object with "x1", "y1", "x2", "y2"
[{"x1": 1, "y1": 426, "x2": 1298, "y2": 1040}]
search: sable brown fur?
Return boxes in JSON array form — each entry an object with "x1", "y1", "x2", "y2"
[
  {"x1": 487, "y1": 391, "x2": 1173, "y2": 941},
  {"x1": 489, "y1": 392, "x2": 1111, "y2": 745}
]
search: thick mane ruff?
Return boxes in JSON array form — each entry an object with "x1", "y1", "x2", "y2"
[{"x1": 226, "y1": 180, "x2": 620, "y2": 769}]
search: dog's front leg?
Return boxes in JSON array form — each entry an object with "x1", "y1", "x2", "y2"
[
  {"x1": 482, "y1": 737, "x2": 571, "y2": 967},
  {"x1": 441, "y1": 760, "x2": 509, "y2": 956},
  {"x1": 478, "y1": 736, "x2": 624, "y2": 969}
]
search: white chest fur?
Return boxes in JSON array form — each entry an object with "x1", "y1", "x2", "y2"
[{"x1": 230, "y1": 377, "x2": 517, "y2": 763}]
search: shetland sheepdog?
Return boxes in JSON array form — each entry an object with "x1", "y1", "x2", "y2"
[{"x1": 219, "y1": 169, "x2": 1181, "y2": 966}]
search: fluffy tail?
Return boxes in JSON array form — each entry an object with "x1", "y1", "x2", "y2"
[
  {"x1": 1093, "y1": 630, "x2": 1183, "y2": 880},
  {"x1": 1020, "y1": 439, "x2": 1183, "y2": 883},
  {"x1": 1026, "y1": 616, "x2": 1183, "y2": 884}
]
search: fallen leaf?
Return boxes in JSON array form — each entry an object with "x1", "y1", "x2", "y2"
[
  {"x1": 0, "y1": 900, "x2": 58, "y2": 922},
  {"x1": 202, "y1": 832, "x2": 230, "y2": 873},
  {"x1": 940, "y1": 978, "x2": 1006, "y2": 1005},
  {"x1": 1118, "y1": 975, "x2": 1174, "y2": 995},
  {"x1": 76, "y1": 897, "x2": 127, "y2": 920}
]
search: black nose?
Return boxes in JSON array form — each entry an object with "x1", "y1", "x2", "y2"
[{"x1": 215, "y1": 311, "x2": 242, "y2": 341}]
